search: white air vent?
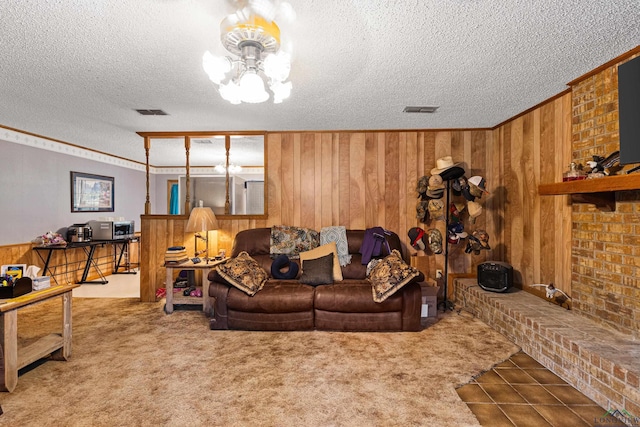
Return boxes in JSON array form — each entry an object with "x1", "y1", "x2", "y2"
[
  {"x1": 193, "y1": 139, "x2": 213, "y2": 144},
  {"x1": 135, "y1": 109, "x2": 168, "y2": 116},
  {"x1": 403, "y1": 106, "x2": 439, "y2": 113}
]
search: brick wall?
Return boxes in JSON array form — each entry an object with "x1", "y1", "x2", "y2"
[
  {"x1": 570, "y1": 53, "x2": 640, "y2": 337},
  {"x1": 455, "y1": 279, "x2": 640, "y2": 419}
]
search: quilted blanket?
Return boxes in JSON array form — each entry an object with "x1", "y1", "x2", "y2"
[
  {"x1": 270, "y1": 225, "x2": 320, "y2": 259},
  {"x1": 320, "y1": 226, "x2": 352, "y2": 267}
]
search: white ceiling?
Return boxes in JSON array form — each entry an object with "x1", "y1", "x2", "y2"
[{"x1": 1, "y1": 0, "x2": 639, "y2": 166}]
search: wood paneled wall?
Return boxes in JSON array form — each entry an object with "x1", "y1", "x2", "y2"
[
  {"x1": 0, "y1": 242, "x2": 126, "y2": 285},
  {"x1": 140, "y1": 130, "x2": 496, "y2": 301},
  {"x1": 493, "y1": 93, "x2": 573, "y2": 295}
]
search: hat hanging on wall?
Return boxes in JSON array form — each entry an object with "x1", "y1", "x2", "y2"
[
  {"x1": 452, "y1": 176, "x2": 467, "y2": 195},
  {"x1": 465, "y1": 230, "x2": 491, "y2": 254},
  {"x1": 468, "y1": 176, "x2": 490, "y2": 198},
  {"x1": 408, "y1": 227, "x2": 426, "y2": 250},
  {"x1": 447, "y1": 222, "x2": 467, "y2": 239},
  {"x1": 467, "y1": 201, "x2": 483, "y2": 223},
  {"x1": 427, "y1": 175, "x2": 446, "y2": 198},
  {"x1": 426, "y1": 187, "x2": 445, "y2": 199},
  {"x1": 428, "y1": 199, "x2": 445, "y2": 221},
  {"x1": 440, "y1": 166, "x2": 465, "y2": 181},
  {"x1": 416, "y1": 175, "x2": 429, "y2": 195},
  {"x1": 462, "y1": 184, "x2": 476, "y2": 201},
  {"x1": 431, "y1": 156, "x2": 461, "y2": 175},
  {"x1": 427, "y1": 228, "x2": 443, "y2": 254},
  {"x1": 416, "y1": 200, "x2": 428, "y2": 223},
  {"x1": 428, "y1": 175, "x2": 445, "y2": 190},
  {"x1": 449, "y1": 202, "x2": 462, "y2": 223}
]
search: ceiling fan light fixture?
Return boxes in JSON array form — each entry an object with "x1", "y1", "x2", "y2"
[{"x1": 203, "y1": 1, "x2": 294, "y2": 105}]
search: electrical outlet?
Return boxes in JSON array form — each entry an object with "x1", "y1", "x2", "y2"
[{"x1": 436, "y1": 269, "x2": 443, "y2": 279}]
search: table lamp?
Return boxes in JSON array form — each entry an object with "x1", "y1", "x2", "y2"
[{"x1": 185, "y1": 200, "x2": 218, "y2": 264}]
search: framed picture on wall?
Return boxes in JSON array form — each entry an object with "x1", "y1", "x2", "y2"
[{"x1": 70, "y1": 171, "x2": 114, "y2": 212}]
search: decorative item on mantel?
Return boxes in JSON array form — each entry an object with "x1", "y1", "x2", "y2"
[
  {"x1": 562, "y1": 162, "x2": 586, "y2": 182},
  {"x1": 585, "y1": 150, "x2": 621, "y2": 179},
  {"x1": 530, "y1": 283, "x2": 572, "y2": 310}
]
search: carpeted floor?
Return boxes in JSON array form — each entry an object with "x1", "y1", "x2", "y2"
[{"x1": 1, "y1": 298, "x2": 519, "y2": 426}]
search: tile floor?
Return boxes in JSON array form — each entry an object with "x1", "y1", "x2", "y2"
[{"x1": 457, "y1": 351, "x2": 614, "y2": 426}]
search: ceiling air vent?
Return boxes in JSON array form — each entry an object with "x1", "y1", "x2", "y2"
[
  {"x1": 135, "y1": 109, "x2": 168, "y2": 116},
  {"x1": 403, "y1": 106, "x2": 439, "y2": 113}
]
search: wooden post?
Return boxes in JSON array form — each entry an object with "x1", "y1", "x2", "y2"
[
  {"x1": 144, "y1": 136, "x2": 151, "y2": 215},
  {"x1": 225, "y1": 135, "x2": 231, "y2": 214},
  {"x1": 185, "y1": 136, "x2": 191, "y2": 215}
]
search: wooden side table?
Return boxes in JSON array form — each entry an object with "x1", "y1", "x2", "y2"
[
  {"x1": 0, "y1": 283, "x2": 80, "y2": 392},
  {"x1": 163, "y1": 259, "x2": 227, "y2": 315}
]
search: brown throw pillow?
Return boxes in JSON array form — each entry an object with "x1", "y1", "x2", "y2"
[
  {"x1": 368, "y1": 249, "x2": 420, "y2": 303},
  {"x1": 216, "y1": 251, "x2": 268, "y2": 296},
  {"x1": 299, "y1": 253, "x2": 334, "y2": 286}
]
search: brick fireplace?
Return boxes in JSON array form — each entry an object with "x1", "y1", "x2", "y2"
[{"x1": 569, "y1": 52, "x2": 640, "y2": 338}]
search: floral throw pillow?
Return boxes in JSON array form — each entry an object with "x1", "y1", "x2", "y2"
[
  {"x1": 368, "y1": 249, "x2": 420, "y2": 303},
  {"x1": 216, "y1": 251, "x2": 268, "y2": 296}
]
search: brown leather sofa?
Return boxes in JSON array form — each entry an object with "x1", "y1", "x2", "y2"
[{"x1": 208, "y1": 228, "x2": 424, "y2": 331}]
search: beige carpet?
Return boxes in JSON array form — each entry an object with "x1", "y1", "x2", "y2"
[{"x1": 1, "y1": 298, "x2": 519, "y2": 426}]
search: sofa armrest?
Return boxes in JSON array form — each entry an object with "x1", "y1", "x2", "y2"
[
  {"x1": 209, "y1": 281, "x2": 231, "y2": 330},
  {"x1": 401, "y1": 282, "x2": 422, "y2": 331}
]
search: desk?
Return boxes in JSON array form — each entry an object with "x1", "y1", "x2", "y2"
[
  {"x1": 0, "y1": 283, "x2": 79, "y2": 392},
  {"x1": 164, "y1": 259, "x2": 227, "y2": 315},
  {"x1": 33, "y1": 242, "x2": 108, "y2": 285},
  {"x1": 112, "y1": 238, "x2": 139, "y2": 274}
]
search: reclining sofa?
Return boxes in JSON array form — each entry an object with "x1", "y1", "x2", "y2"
[{"x1": 208, "y1": 228, "x2": 424, "y2": 331}]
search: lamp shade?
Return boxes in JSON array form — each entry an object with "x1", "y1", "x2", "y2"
[{"x1": 186, "y1": 206, "x2": 218, "y2": 232}]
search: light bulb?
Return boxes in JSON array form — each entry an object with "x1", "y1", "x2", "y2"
[
  {"x1": 271, "y1": 80, "x2": 292, "y2": 103},
  {"x1": 202, "y1": 51, "x2": 231, "y2": 84},
  {"x1": 263, "y1": 51, "x2": 291, "y2": 82},
  {"x1": 219, "y1": 81, "x2": 242, "y2": 104},
  {"x1": 239, "y1": 71, "x2": 269, "y2": 103}
]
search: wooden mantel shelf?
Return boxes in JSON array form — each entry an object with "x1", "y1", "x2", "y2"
[{"x1": 538, "y1": 173, "x2": 640, "y2": 211}]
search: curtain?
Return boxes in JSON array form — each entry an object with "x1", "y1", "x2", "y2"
[{"x1": 169, "y1": 184, "x2": 179, "y2": 214}]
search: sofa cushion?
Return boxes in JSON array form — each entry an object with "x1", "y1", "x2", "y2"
[
  {"x1": 314, "y1": 281, "x2": 403, "y2": 312},
  {"x1": 299, "y1": 242, "x2": 343, "y2": 281},
  {"x1": 227, "y1": 281, "x2": 315, "y2": 313},
  {"x1": 368, "y1": 249, "x2": 420, "y2": 303},
  {"x1": 216, "y1": 251, "x2": 268, "y2": 296},
  {"x1": 299, "y1": 253, "x2": 334, "y2": 286}
]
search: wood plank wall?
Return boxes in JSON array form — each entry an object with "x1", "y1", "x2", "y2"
[
  {"x1": 0, "y1": 242, "x2": 131, "y2": 285},
  {"x1": 493, "y1": 93, "x2": 573, "y2": 296},
  {"x1": 4, "y1": 118, "x2": 574, "y2": 304},
  {"x1": 141, "y1": 130, "x2": 496, "y2": 301}
]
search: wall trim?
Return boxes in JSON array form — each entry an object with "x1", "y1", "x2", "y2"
[
  {"x1": 566, "y1": 45, "x2": 640, "y2": 86},
  {"x1": 0, "y1": 125, "x2": 146, "y2": 172}
]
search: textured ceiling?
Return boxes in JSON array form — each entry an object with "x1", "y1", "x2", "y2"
[{"x1": 0, "y1": 0, "x2": 639, "y2": 166}]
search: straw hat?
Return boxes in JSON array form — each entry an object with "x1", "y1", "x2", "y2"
[{"x1": 430, "y1": 156, "x2": 462, "y2": 175}]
